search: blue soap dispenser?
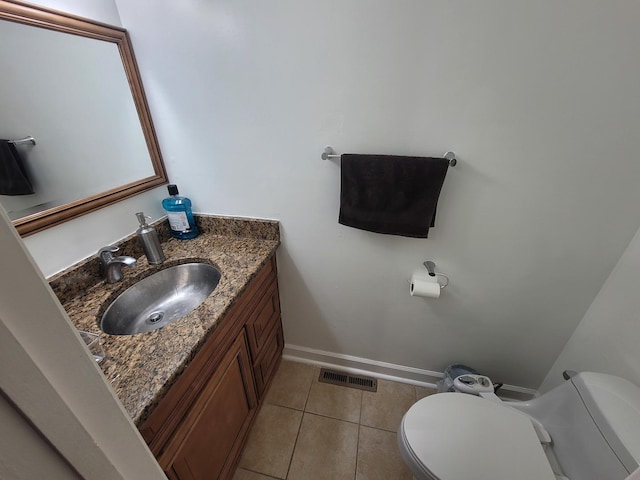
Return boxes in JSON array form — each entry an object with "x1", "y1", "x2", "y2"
[{"x1": 162, "y1": 184, "x2": 200, "y2": 239}]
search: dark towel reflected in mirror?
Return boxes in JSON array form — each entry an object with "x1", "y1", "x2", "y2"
[{"x1": 0, "y1": 140, "x2": 34, "y2": 196}]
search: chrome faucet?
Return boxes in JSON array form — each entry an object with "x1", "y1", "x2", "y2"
[{"x1": 98, "y1": 246, "x2": 137, "y2": 283}]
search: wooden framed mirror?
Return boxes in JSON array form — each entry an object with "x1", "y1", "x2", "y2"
[{"x1": 0, "y1": 1, "x2": 168, "y2": 236}]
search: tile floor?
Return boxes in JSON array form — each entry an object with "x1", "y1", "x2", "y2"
[{"x1": 234, "y1": 360, "x2": 436, "y2": 480}]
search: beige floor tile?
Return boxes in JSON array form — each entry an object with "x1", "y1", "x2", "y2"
[
  {"x1": 265, "y1": 360, "x2": 318, "y2": 410},
  {"x1": 415, "y1": 386, "x2": 437, "y2": 401},
  {"x1": 239, "y1": 404, "x2": 303, "y2": 479},
  {"x1": 305, "y1": 381, "x2": 362, "y2": 423},
  {"x1": 233, "y1": 468, "x2": 280, "y2": 480},
  {"x1": 356, "y1": 426, "x2": 413, "y2": 480},
  {"x1": 287, "y1": 413, "x2": 358, "y2": 480},
  {"x1": 360, "y1": 379, "x2": 416, "y2": 432}
]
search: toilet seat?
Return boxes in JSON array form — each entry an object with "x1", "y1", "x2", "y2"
[{"x1": 398, "y1": 393, "x2": 556, "y2": 480}]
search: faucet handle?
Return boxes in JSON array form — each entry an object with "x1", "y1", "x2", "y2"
[{"x1": 98, "y1": 245, "x2": 119, "y2": 263}]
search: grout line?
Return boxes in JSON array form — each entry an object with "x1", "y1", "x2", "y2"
[
  {"x1": 264, "y1": 399, "x2": 305, "y2": 412},
  {"x1": 361, "y1": 424, "x2": 399, "y2": 434},
  {"x1": 354, "y1": 410, "x2": 361, "y2": 479},
  {"x1": 239, "y1": 467, "x2": 282, "y2": 479},
  {"x1": 267, "y1": 387, "x2": 361, "y2": 425},
  {"x1": 354, "y1": 388, "x2": 364, "y2": 480},
  {"x1": 294, "y1": 412, "x2": 360, "y2": 480},
  {"x1": 264, "y1": 400, "x2": 398, "y2": 431},
  {"x1": 301, "y1": 410, "x2": 361, "y2": 425},
  {"x1": 284, "y1": 411, "x2": 304, "y2": 480},
  {"x1": 303, "y1": 369, "x2": 319, "y2": 412},
  {"x1": 243, "y1": 403, "x2": 301, "y2": 479},
  {"x1": 284, "y1": 371, "x2": 315, "y2": 479}
]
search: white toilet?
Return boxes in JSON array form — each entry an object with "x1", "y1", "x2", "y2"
[{"x1": 398, "y1": 372, "x2": 640, "y2": 480}]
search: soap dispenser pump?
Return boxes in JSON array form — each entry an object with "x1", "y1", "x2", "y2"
[{"x1": 135, "y1": 212, "x2": 165, "y2": 265}]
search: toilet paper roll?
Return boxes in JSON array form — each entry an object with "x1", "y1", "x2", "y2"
[{"x1": 410, "y1": 273, "x2": 441, "y2": 298}]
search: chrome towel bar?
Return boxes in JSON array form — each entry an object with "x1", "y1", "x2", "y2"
[{"x1": 321, "y1": 145, "x2": 456, "y2": 166}]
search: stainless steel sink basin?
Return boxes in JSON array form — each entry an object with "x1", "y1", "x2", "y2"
[{"x1": 101, "y1": 263, "x2": 221, "y2": 335}]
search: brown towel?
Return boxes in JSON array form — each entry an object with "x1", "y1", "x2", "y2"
[
  {"x1": 338, "y1": 154, "x2": 449, "y2": 238},
  {"x1": 0, "y1": 140, "x2": 34, "y2": 195}
]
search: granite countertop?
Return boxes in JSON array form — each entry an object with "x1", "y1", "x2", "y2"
[{"x1": 51, "y1": 215, "x2": 279, "y2": 425}]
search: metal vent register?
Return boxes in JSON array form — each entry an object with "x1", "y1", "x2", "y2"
[{"x1": 318, "y1": 369, "x2": 377, "y2": 392}]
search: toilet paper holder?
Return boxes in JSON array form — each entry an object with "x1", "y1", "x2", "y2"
[{"x1": 423, "y1": 261, "x2": 449, "y2": 288}]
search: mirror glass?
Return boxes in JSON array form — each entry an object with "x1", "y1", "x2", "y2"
[{"x1": 0, "y1": 2, "x2": 167, "y2": 236}]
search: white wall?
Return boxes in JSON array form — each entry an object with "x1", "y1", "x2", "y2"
[
  {"x1": 0, "y1": 206, "x2": 165, "y2": 479},
  {"x1": 29, "y1": 0, "x2": 121, "y2": 25},
  {"x1": 0, "y1": 392, "x2": 81, "y2": 480},
  {"x1": 540, "y1": 224, "x2": 640, "y2": 393},
  {"x1": 115, "y1": 0, "x2": 640, "y2": 389}
]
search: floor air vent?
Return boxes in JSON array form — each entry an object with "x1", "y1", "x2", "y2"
[{"x1": 318, "y1": 368, "x2": 377, "y2": 392}]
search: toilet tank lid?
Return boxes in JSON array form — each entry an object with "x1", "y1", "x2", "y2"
[{"x1": 572, "y1": 372, "x2": 640, "y2": 473}]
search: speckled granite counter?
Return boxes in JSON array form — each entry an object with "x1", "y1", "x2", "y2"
[{"x1": 49, "y1": 215, "x2": 279, "y2": 426}]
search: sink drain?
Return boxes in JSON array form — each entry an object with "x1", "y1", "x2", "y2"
[{"x1": 147, "y1": 312, "x2": 164, "y2": 324}]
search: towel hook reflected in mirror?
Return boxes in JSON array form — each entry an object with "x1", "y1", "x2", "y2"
[{"x1": 8, "y1": 136, "x2": 36, "y2": 146}]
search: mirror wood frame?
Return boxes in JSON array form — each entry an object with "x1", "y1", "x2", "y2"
[{"x1": 0, "y1": 0, "x2": 168, "y2": 236}]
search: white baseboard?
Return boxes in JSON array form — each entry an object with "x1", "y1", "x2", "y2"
[{"x1": 283, "y1": 344, "x2": 536, "y2": 400}]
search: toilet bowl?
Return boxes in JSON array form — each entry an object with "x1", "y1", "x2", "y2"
[
  {"x1": 398, "y1": 393, "x2": 556, "y2": 480},
  {"x1": 398, "y1": 372, "x2": 640, "y2": 480}
]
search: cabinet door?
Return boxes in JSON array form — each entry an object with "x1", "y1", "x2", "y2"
[
  {"x1": 245, "y1": 280, "x2": 280, "y2": 359},
  {"x1": 167, "y1": 332, "x2": 257, "y2": 480},
  {"x1": 254, "y1": 323, "x2": 284, "y2": 398}
]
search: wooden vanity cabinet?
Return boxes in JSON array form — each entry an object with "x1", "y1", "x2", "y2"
[
  {"x1": 140, "y1": 254, "x2": 283, "y2": 480},
  {"x1": 165, "y1": 331, "x2": 256, "y2": 480}
]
